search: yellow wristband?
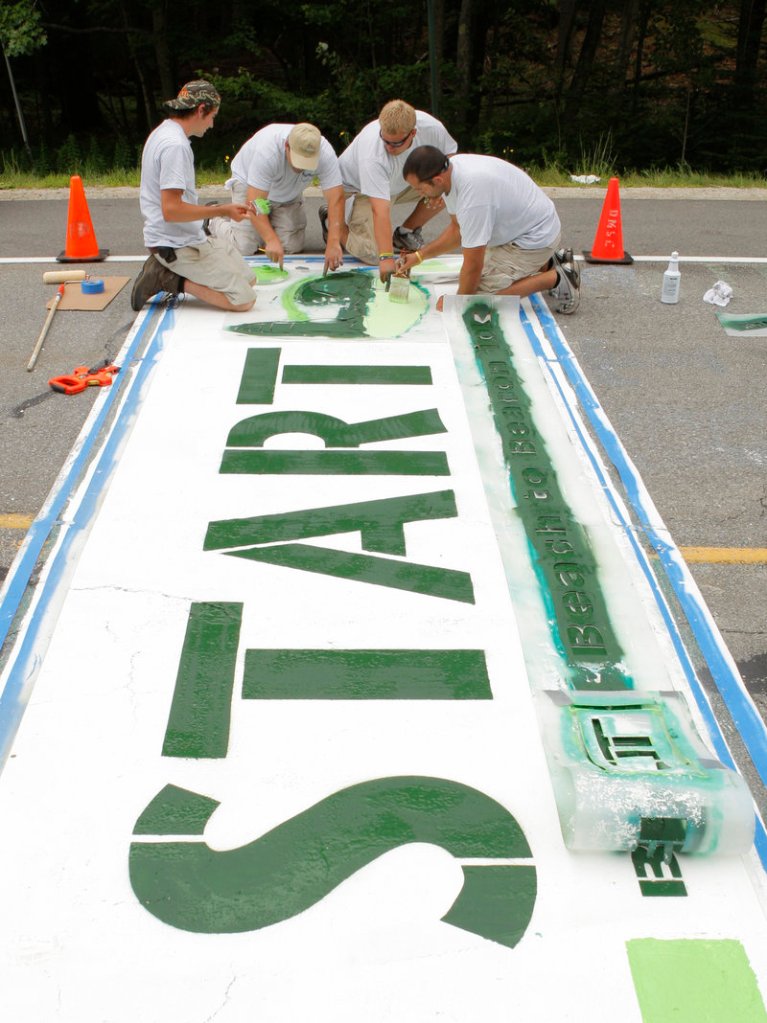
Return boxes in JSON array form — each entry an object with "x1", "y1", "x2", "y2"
[{"x1": 414, "y1": 250, "x2": 424, "y2": 264}]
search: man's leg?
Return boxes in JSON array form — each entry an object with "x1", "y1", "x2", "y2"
[
  {"x1": 342, "y1": 195, "x2": 378, "y2": 264},
  {"x1": 207, "y1": 180, "x2": 263, "y2": 255},
  {"x1": 157, "y1": 237, "x2": 255, "y2": 312},
  {"x1": 478, "y1": 237, "x2": 580, "y2": 312},
  {"x1": 269, "y1": 200, "x2": 307, "y2": 253}
]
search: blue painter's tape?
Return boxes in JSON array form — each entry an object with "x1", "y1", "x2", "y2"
[
  {"x1": 526, "y1": 293, "x2": 767, "y2": 868},
  {"x1": 0, "y1": 302, "x2": 175, "y2": 766}
]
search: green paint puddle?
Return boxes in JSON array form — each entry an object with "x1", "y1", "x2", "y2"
[
  {"x1": 226, "y1": 270, "x2": 429, "y2": 339},
  {"x1": 253, "y1": 265, "x2": 290, "y2": 284}
]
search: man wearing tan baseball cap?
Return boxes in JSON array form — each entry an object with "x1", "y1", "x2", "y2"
[{"x1": 207, "y1": 122, "x2": 345, "y2": 274}]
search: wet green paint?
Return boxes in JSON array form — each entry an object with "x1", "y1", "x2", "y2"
[
  {"x1": 204, "y1": 490, "x2": 475, "y2": 603},
  {"x1": 631, "y1": 844, "x2": 687, "y2": 896},
  {"x1": 236, "y1": 348, "x2": 280, "y2": 405},
  {"x1": 219, "y1": 450, "x2": 450, "y2": 475},
  {"x1": 281, "y1": 365, "x2": 432, "y2": 385},
  {"x1": 225, "y1": 408, "x2": 447, "y2": 448},
  {"x1": 134, "y1": 784, "x2": 220, "y2": 835},
  {"x1": 242, "y1": 649, "x2": 492, "y2": 699},
  {"x1": 130, "y1": 776, "x2": 535, "y2": 947},
  {"x1": 225, "y1": 270, "x2": 429, "y2": 340},
  {"x1": 464, "y1": 301, "x2": 630, "y2": 691},
  {"x1": 627, "y1": 939, "x2": 767, "y2": 1021},
  {"x1": 253, "y1": 265, "x2": 289, "y2": 284},
  {"x1": 161, "y1": 602, "x2": 241, "y2": 759}
]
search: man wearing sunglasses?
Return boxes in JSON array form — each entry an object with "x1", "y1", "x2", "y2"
[{"x1": 334, "y1": 100, "x2": 457, "y2": 282}]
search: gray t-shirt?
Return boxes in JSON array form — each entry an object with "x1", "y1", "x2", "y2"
[
  {"x1": 444, "y1": 154, "x2": 560, "y2": 249},
  {"x1": 339, "y1": 111, "x2": 458, "y2": 200},
  {"x1": 139, "y1": 118, "x2": 206, "y2": 248},
  {"x1": 228, "y1": 123, "x2": 342, "y2": 202}
]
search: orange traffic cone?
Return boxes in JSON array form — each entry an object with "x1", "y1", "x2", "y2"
[
  {"x1": 56, "y1": 175, "x2": 109, "y2": 263},
  {"x1": 583, "y1": 177, "x2": 632, "y2": 264}
]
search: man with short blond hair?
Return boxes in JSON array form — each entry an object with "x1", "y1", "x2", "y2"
[
  {"x1": 133, "y1": 80, "x2": 256, "y2": 312},
  {"x1": 335, "y1": 100, "x2": 457, "y2": 281},
  {"x1": 208, "y1": 122, "x2": 345, "y2": 274}
]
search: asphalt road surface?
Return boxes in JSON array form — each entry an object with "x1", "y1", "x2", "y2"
[{"x1": 1, "y1": 185, "x2": 765, "y2": 801}]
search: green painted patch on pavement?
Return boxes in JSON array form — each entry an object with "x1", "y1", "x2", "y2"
[
  {"x1": 242, "y1": 648, "x2": 492, "y2": 699},
  {"x1": 236, "y1": 348, "x2": 280, "y2": 405},
  {"x1": 627, "y1": 939, "x2": 767, "y2": 1022},
  {"x1": 281, "y1": 365, "x2": 432, "y2": 386},
  {"x1": 161, "y1": 602, "x2": 242, "y2": 759}
]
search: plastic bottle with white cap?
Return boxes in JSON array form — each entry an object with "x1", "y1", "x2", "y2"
[{"x1": 661, "y1": 251, "x2": 681, "y2": 304}]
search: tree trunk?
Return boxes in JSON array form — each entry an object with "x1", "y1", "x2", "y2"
[
  {"x1": 554, "y1": 0, "x2": 578, "y2": 99},
  {"x1": 151, "y1": 2, "x2": 175, "y2": 102},
  {"x1": 563, "y1": 0, "x2": 607, "y2": 123},
  {"x1": 455, "y1": 0, "x2": 474, "y2": 137},
  {"x1": 735, "y1": 0, "x2": 767, "y2": 105}
]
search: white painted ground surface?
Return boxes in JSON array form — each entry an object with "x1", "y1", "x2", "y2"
[{"x1": 0, "y1": 261, "x2": 766, "y2": 1022}]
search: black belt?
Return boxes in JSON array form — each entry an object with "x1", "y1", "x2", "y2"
[{"x1": 149, "y1": 246, "x2": 177, "y2": 263}]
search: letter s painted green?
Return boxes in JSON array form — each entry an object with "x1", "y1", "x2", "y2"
[{"x1": 130, "y1": 777, "x2": 536, "y2": 948}]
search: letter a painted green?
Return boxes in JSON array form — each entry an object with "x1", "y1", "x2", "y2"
[{"x1": 204, "y1": 490, "x2": 474, "y2": 603}]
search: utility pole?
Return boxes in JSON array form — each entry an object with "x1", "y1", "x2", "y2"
[{"x1": 2, "y1": 42, "x2": 34, "y2": 164}]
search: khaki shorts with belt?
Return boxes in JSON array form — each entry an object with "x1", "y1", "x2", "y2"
[{"x1": 154, "y1": 235, "x2": 255, "y2": 307}]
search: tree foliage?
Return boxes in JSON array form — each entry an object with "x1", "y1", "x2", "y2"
[{"x1": 1, "y1": 0, "x2": 765, "y2": 174}]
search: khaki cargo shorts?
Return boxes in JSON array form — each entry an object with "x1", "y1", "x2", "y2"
[
  {"x1": 155, "y1": 236, "x2": 255, "y2": 307},
  {"x1": 478, "y1": 232, "x2": 562, "y2": 293}
]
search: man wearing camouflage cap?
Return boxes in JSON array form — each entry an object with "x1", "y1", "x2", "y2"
[
  {"x1": 208, "y1": 122, "x2": 345, "y2": 274},
  {"x1": 132, "y1": 80, "x2": 256, "y2": 312}
]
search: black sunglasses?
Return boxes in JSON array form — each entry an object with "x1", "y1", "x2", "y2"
[{"x1": 379, "y1": 128, "x2": 414, "y2": 148}]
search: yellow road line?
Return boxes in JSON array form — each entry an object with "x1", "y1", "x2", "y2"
[
  {"x1": 0, "y1": 514, "x2": 35, "y2": 530},
  {"x1": 679, "y1": 546, "x2": 767, "y2": 565},
  {"x1": 2, "y1": 514, "x2": 765, "y2": 568}
]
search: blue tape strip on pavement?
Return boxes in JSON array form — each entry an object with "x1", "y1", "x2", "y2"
[
  {"x1": 527, "y1": 293, "x2": 767, "y2": 868},
  {"x1": 0, "y1": 302, "x2": 174, "y2": 765}
]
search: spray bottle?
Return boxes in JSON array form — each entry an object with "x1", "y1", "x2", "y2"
[{"x1": 661, "y1": 251, "x2": 681, "y2": 304}]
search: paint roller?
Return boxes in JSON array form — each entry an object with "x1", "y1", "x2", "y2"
[
  {"x1": 43, "y1": 269, "x2": 105, "y2": 293},
  {"x1": 42, "y1": 269, "x2": 86, "y2": 284}
]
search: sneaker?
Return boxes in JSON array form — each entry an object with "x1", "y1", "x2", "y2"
[
  {"x1": 318, "y1": 204, "x2": 328, "y2": 243},
  {"x1": 392, "y1": 225, "x2": 424, "y2": 255},
  {"x1": 202, "y1": 199, "x2": 220, "y2": 236},
  {"x1": 130, "y1": 255, "x2": 183, "y2": 311},
  {"x1": 548, "y1": 247, "x2": 580, "y2": 314}
]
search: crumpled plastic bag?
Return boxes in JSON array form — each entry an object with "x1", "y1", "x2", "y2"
[
  {"x1": 570, "y1": 174, "x2": 601, "y2": 184},
  {"x1": 703, "y1": 280, "x2": 733, "y2": 307}
]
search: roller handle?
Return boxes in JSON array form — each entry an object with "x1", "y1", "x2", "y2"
[{"x1": 27, "y1": 285, "x2": 65, "y2": 372}]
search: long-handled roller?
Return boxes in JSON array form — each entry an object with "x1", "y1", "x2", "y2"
[{"x1": 27, "y1": 283, "x2": 65, "y2": 372}]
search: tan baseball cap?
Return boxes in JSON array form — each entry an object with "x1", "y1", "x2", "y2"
[{"x1": 288, "y1": 123, "x2": 321, "y2": 170}]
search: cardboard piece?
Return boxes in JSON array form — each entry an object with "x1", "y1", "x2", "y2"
[{"x1": 46, "y1": 276, "x2": 131, "y2": 311}]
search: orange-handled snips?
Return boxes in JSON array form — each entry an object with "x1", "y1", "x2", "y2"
[{"x1": 49, "y1": 361, "x2": 120, "y2": 396}]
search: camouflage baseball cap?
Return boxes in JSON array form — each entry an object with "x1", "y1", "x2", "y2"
[{"x1": 164, "y1": 80, "x2": 221, "y2": 111}]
